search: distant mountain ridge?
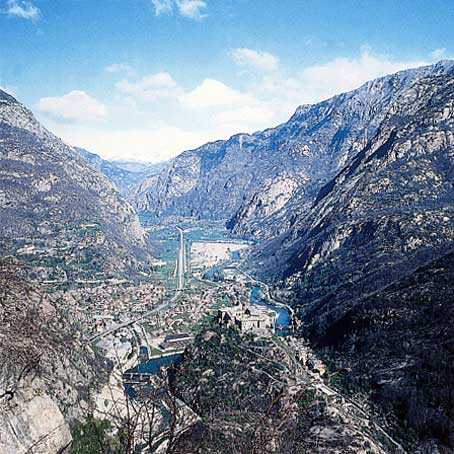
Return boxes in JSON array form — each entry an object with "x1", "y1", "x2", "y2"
[
  {"x1": 132, "y1": 61, "x2": 454, "y2": 239},
  {"x1": 0, "y1": 89, "x2": 152, "y2": 282},
  {"x1": 77, "y1": 147, "x2": 167, "y2": 195}
]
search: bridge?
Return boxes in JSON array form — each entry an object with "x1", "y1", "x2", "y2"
[{"x1": 122, "y1": 371, "x2": 156, "y2": 384}]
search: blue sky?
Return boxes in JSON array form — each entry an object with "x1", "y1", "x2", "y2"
[{"x1": 1, "y1": 0, "x2": 453, "y2": 162}]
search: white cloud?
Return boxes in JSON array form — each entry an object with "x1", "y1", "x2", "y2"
[
  {"x1": 37, "y1": 91, "x2": 108, "y2": 123},
  {"x1": 179, "y1": 78, "x2": 254, "y2": 110},
  {"x1": 176, "y1": 0, "x2": 207, "y2": 20},
  {"x1": 151, "y1": 0, "x2": 207, "y2": 20},
  {"x1": 105, "y1": 63, "x2": 135, "y2": 76},
  {"x1": 431, "y1": 48, "x2": 447, "y2": 60},
  {"x1": 214, "y1": 105, "x2": 275, "y2": 132},
  {"x1": 296, "y1": 49, "x2": 430, "y2": 104},
  {"x1": 47, "y1": 122, "x2": 221, "y2": 162},
  {"x1": 151, "y1": 0, "x2": 173, "y2": 16},
  {"x1": 43, "y1": 48, "x2": 443, "y2": 163},
  {"x1": 6, "y1": 0, "x2": 40, "y2": 20},
  {"x1": 229, "y1": 48, "x2": 279, "y2": 72},
  {"x1": 116, "y1": 74, "x2": 258, "y2": 112},
  {"x1": 116, "y1": 72, "x2": 182, "y2": 102}
]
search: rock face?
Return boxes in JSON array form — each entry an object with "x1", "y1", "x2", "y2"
[
  {"x1": 0, "y1": 89, "x2": 152, "y2": 281},
  {"x1": 0, "y1": 390, "x2": 72, "y2": 454},
  {"x1": 132, "y1": 61, "x2": 454, "y2": 239},
  {"x1": 0, "y1": 260, "x2": 110, "y2": 453},
  {"x1": 254, "y1": 67, "x2": 454, "y2": 282}
]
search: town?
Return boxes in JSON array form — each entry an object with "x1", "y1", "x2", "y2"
[{"x1": 48, "y1": 223, "x2": 288, "y2": 401}]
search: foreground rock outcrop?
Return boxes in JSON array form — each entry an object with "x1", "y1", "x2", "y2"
[
  {"x1": 0, "y1": 260, "x2": 110, "y2": 453},
  {"x1": 171, "y1": 327, "x2": 392, "y2": 454}
]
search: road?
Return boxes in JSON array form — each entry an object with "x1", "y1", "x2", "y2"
[
  {"x1": 177, "y1": 226, "x2": 185, "y2": 290},
  {"x1": 307, "y1": 369, "x2": 408, "y2": 453},
  {"x1": 89, "y1": 292, "x2": 180, "y2": 343}
]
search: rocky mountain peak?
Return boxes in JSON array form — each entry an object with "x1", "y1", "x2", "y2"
[
  {"x1": 0, "y1": 88, "x2": 18, "y2": 103},
  {"x1": 0, "y1": 89, "x2": 51, "y2": 141}
]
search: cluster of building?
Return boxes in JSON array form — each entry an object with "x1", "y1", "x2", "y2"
[
  {"x1": 144, "y1": 284, "x2": 232, "y2": 337},
  {"x1": 13, "y1": 223, "x2": 111, "y2": 283},
  {"x1": 63, "y1": 283, "x2": 166, "y2": 337}
]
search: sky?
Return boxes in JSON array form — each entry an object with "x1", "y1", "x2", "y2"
[{"x1": 1, "y1": 0, "x2": 454, "y2": 163}]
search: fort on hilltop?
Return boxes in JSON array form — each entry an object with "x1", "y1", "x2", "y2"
[{"x1": 218, "y1": 304, "x2": 277, "y2": 336}]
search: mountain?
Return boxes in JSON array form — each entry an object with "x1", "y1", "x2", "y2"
[
  {"x1": 250, "y1": 66, "x2": 454, "y2": 450},
  {"x1": 0, "y1": 89, "x2": 152, "y2": 282},
  {"x1": 134, "y1": 61, "x2": 454, "y2": 449},
  {"x1": 114, "y1": 159, "x2": 168, "y2": 174},
  {"x1": 132, "y1": 61, "x2": 454, "y2": 239},
  {"x1": 77, "y1": 148, "x2": 167, "y2": 195}
]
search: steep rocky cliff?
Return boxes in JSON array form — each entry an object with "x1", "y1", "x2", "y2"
[
  {"x1": 0, "y1": 89, "x2": 152, "y2": 282},
  {"x1": 0, "y1": 259, "x2": 110, "y2": 453},
  {"x1": 250, "y1": 68, "x2": 454, "y2": 450},
  {"x1": 254, "y1": 68, "x2": 454, "y2": 282}
]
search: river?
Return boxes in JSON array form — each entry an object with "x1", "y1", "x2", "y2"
[
  {"x1": 250, "y1": 285, "x2": 292, "y2": 333},
  {"x1": 125, "y1": 219, "x2": 291, "y2": 383}
]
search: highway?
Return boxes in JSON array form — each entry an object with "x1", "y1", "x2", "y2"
[
  {"x1": 90, "y1": 225, "x2": 187, "y2": 344},
  {"x1": 176, "y1": 226, "x2": 185, "y2": 290}
]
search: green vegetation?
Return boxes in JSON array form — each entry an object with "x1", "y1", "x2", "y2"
[
  {"x1": 297, "y1": 388, "x2": 317, "y2": 410},
  {"x1": 71, "y1": 417, "x2": 121, "y2": 454}
]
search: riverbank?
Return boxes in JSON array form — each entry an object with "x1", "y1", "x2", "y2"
[
  {"x1": 250, "y1": 285, "x2": 292, "y2": 333},
  {"x1": 234, "y1": 266, "x2": 295, "y2": 316}
]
